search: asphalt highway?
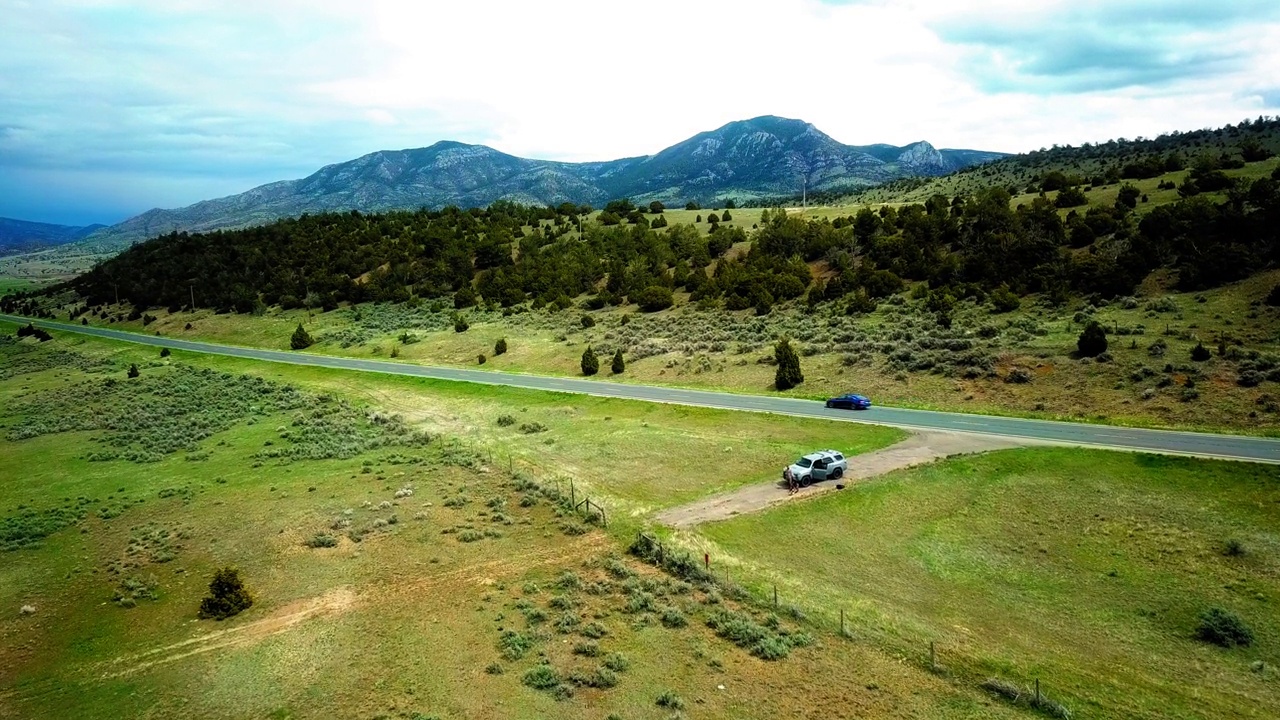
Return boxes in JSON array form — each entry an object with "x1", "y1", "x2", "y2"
[{"x1": 6, "y1": 313, "x2": 1280, "y2": 464}]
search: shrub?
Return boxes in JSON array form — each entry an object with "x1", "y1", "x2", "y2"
[
  {"x1": 305, "y1": 533, "x2": 338, "y2": 548},
  {"x1": 632, "y1": 285, "x2": 674, "y2": 312},
  {"x1": 1191, "y1": 342, "x2": 1211, "y2": 361},
  {"x1": 603, "y1": 652, "x2": 630, "y2": 672},
  {"x1": 581, "y1": 314, "x2": 595, "y2": 328},
  {"x1": 1005, "y1": 367, "x2": 1032, "y2": 384},
  {"x1": 477, "y1": 354, "x2": 486, "y2": 365},
  {"x1": 290, "y1": 324, "x2": 313, "y2": 350},
  {"x1": 1076, "y1": 321, "x2": 1108, "y2": 357},
  {"x1": 611, "y1": 349, "x2": 625, "y2": 374},
  {"x1": 127, "y1": 364, "x2": 140, "y2": 378},
  {"x1": 989, "y1": 285, "x2": 1021, "y2": 313},
  {"x1": 656, "y1": 690, "x2": 684, "y2": 710},
  {"x1": 773, "y1": 337, "x2": 804, "y2": 390},
  {"x1": 522, "y1": 663, "x2": 560, "y2": 690},
  {"x1": 160, "y1": 347, "x2": 170, "y2": 358},
  {"x1": 572, "y1": 640, "x2": 600, "y2": 657},
  {"x1": 660, "y1": 607, "x2": 687, "y2": 628},
  {"x1": 581, "y1": 345, "x2": 599, "y2": 376},
  {"x1": 1195, "y1": 607, "x2": 1253, "y2": 647},
  {"x1": 453, "y1": 315, "x2": 469, "y2": 333},
  {"x1": 498, "y1": 630, "x2": 535, "y2": 660},
  {"x1": 496, "y1": 414, "x2": 516, "y2": 427},
  {"x1": 1267, "y1": 284, "x2": 1280, "y2": 307},
  {"x1": 197, "y1": 567, "x2": 253, "y2": 620},
  {"x1": 1224, "y1": 538, "x2": 1246, "y2": 556},
  {"x1": 494, "y1": 338, "x2": 507, "y2": 355}
]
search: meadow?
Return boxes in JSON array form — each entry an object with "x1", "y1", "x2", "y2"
[
  {"x1": 2, "y1": 315, "x2": 1278, "y2": 719},
  {"x1": 702, "y1": 448, "x2": 1280, "y2": 719}
]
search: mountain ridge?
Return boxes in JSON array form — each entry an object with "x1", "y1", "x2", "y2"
[{"x1": 84, "y1": 116, "x2": 1005, "y2": 248}]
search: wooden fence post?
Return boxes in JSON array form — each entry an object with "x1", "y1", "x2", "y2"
[
  {"x1": 570, "y1": 480, "x2": 575, "y2": 507},
  {"x1": 1035, "y1": 678, "x2": 1040, "y2": 705},
  {"x1": 840, "y1": 608, "x2": 845, "y2": 636}
]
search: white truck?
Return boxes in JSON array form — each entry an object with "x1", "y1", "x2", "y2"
[{"x1": 783, "y1": 450, "x2": 847, "y2": 487}]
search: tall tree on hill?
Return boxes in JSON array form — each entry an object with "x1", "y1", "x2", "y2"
[
  {"x1": 774, "y1": 337, "x2": 803, "y2": 391},
  {"x1": 581, "y1": 345, "x2": 599, "y2": 376},
  {"x1": 290, "y1": 323, "x2": 313, "y2": 350},
  {"x1": 611, "y1": 348, "x2": 625, "y2": 374}
]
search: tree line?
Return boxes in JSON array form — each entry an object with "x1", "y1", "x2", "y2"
[{"x1": 2, "y1": 162, "x2": 1276, "y2": 319}]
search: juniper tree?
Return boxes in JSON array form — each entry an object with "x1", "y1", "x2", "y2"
[
  {"x1": 774, "y1": 337, "x2": 804, "y2": 390},
  {"x1": 611, "y1": 349, "x2": 625, "y2": 374},
  {"x1": 581, "y1": 345, "x2": 599, "y2": 376},
  {"x1": 198, "y1": 566, "x2": 253, "y2": 620},
  {"x1": 290, "y1": 323, "x2": 313, "y2": 350}
]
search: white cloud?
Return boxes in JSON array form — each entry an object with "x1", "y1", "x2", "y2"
[{"x1": 1, "y1": 0, "x2": 1278, "y2": 222}]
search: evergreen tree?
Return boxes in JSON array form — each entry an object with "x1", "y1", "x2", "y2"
[
  {"x1": 581, "y1": 345, "x2": 599, "y2": 376},
  {"x1": 454, "y1": 284, "x2": 478, "y2": 309},
  {"x1": 1077, "y1": 321, "x2": 1108, "y2": 357},
  {"x1": 1191, "y1": 342, "x2": 1211, "y2": 361},
  {"x1": 453, "y1": 314, "x2": 470, "y2": 333},
  {"x1": 198, "y1": 567, "x2": 254, "y2": 620},
  {"x1": 127, "y1": 363, "x2": 140, "y2": 378},
  {"x1": 290, "y1": 323, "x2": 313, "y2": 350},
  {"x1": 611, "y1": 348, "x2": 625, "y2": 374},
  {"x1": 721, "y1": 209, "x2": 732, "y2": 221},
  {"x1": 774, "y1": 337, "x2": 804, "y2": 390},
  {"x1": 160, "y1": 347, "x2": 170, "y2": 358},
  {"x1": 494, "y1": 338, "x2": 508, "y2": 355}
]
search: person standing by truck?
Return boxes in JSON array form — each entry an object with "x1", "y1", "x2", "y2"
[{"x1": 783, "y1": 466, "x2": 798, "y2": 494}]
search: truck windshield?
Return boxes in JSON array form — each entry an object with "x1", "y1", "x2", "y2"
[{"x1": 796, "y1": 458, "x2": 813, "y2": 468}]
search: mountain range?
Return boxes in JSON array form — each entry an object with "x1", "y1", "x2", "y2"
[
  {"x1": 0, "y1": 217, "x2": 106, "y2": 257},
  {"x1": 84, "y1": 116, "x2": 1005, "y2": 248}
]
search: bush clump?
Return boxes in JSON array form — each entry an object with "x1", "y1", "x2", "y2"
[
  {"x1": 197, "y1": 567, "x2": 253, "y2": 620},
  {"x1": 305, "y1": 533, "x2": 338, "y2": 548},
  {"x1": 494, "y1": 338, "x2": 507, "y2": 355},
  {"x1": 580, "y1": 345, "x2": 599, "y2": 376},
  {"x1": 1196, "y1": 607, "x2": 1253, "y2": 647}
]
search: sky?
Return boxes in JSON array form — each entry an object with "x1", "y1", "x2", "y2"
[{"x1": 2, "y1": 0, "x2": 1279, "y2": 226}]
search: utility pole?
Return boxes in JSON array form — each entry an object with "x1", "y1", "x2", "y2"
[
  {"x1": 802, "y1": 176, "x2": 808, "y2": 212},
  {"x1": 190, "y1": 284, "x2": 195, "y2": 312}
]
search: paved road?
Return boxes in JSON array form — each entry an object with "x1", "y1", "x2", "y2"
[{"x1": 7, "y1": 313, "x2": 1280, "y2": 464}]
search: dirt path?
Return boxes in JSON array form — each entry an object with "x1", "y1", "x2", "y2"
[{"x1": 654, "y1": 430, "x2": 1035, "y2": 528}]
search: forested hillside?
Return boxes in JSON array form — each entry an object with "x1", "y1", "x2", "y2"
[{"x1": 5, "y1": 141, "x2": 1278, "y2": 321}]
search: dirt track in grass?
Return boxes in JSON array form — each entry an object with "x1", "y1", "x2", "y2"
[{"x1": 655, "y1": 430, "x2": 1037, "y2": 528}]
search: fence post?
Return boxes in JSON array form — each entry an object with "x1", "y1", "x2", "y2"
[
  {"x1": 570, "y1": 481, "x2": 575, "y2": 507},
  {"x1": 840, "y1": 608, "x2": 845, "y2": 636},
  {"x1": 1035, "y1": 678, "x2": 1040, "y2": 705}
]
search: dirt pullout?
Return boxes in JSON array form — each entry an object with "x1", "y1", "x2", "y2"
[{"x1": 655, "y1": 430, "x2": 1034, "y2": 528}]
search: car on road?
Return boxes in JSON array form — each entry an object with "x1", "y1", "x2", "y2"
[
  {"x1": 783, "y1": 450, "x2": 847, "y2": 487},
  {"x1": 825, "y1": 393, "x2": 872, "y2": 410}
]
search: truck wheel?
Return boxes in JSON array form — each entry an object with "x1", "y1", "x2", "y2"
[
  {"x1": 824, "y1": 400, "x2": 833, "y2": 408},
  {"x1": 832, "y1": 468, "x2": 843, "y2": 480},
  {"x1": 800, "y1": 475, "x2": 811, "y2": 487}
]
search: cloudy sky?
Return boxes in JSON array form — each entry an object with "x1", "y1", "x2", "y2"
[{"x1": 2, "y1": 0, "x2": 1279, "y2": 226}]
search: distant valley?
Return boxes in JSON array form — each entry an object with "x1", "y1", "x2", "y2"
[{"x1": 0, "y1": 217, "x2": 105, "y2": 257}]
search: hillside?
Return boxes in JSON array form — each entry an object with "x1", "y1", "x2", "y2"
[
  {"x1": 856, "y1": 116, "x2": 1280, "y2": 206},
  {"x1": 79, "y1": 116, "x2": 1003, "y2": 250},
  {"x1": 0, "y1": 217, "x2": 104, "y2": 257}
]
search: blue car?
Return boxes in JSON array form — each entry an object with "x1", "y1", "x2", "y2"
[{"x1": 825, "y1": 393, "x2": 872, "y2": 410}]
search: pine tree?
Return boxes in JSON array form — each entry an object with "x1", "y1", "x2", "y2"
[
  {"x1": 127, "y1": 363, "x2": 140, "y2": 378},
  {"x1": 290, "y1": 323, "x2": 313, "y2": 350},
  {"x1": 581, "y1": 345, "x2": 599, "y2": 376},
  {"x1": 611, "y1": 349, "x2": 625, "y2": 374},
  {"x1": 494, "y1": 338, "x2": 508, "y2": 355},
  {"x1": 198, "y1": 567, "x2": 254, "y2": 620},
  {"x1": 774, "y1": 337, "x2": 804, "y2": 390},
  {"x1": 1191, "y1": 342, "x2": 1211, "y2": 361}
]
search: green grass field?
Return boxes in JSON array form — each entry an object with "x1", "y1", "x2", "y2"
[
  {"x1": 703, "y1": 448, "x2": 1280, "y2": 719},
  {"x1": 7, "y1": 326, "x2": 1007, "y2": 720}
]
